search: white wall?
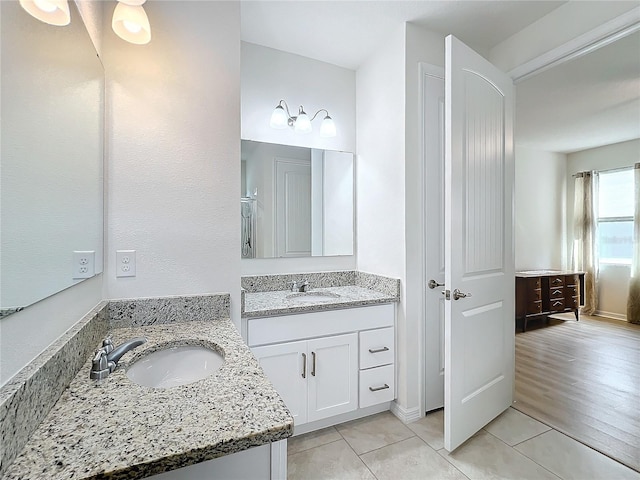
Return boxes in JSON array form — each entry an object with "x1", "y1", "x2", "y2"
[
  {"x1": 489, "y1": 2, "x2": 638, "y2": 73},
  {"x1": 241, "y1": 42, "x2": 356, "y2": 153},
  {"x1": 566, "y1": 139, "x2": 640, "y2": 319},
  {"x1": 241, "y1": 41, "x2": 357, "y2": 275},
  {"x1": 0, "y1": 1, "x2": 104, "y2": 386},
  {"x1": 104, "y1": 2, "x2": 241, "y2": 324},
  {"x1": 514, "y1": 147, "x2": 567, "y2": 271}
]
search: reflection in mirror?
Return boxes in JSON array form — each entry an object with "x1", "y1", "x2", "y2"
[
  {"x1": 0, "y1": 1, "x2": 104, "y2": 317},
  {"x1": 241, "y1": 140, "x2": 354, "y2": 259}
]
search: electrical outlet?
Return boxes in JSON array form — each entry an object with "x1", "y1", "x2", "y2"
[
  {"x1": 116, "y1": 250, "x2": 136, "y2": 277},
  {"x1": 73, "y1": 251, "x2": 95, "y2": 279}
]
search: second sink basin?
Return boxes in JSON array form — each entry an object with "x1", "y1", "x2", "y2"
[
  {"x1": 127, "y1": 344, "x2": 224, "y2": 389},
  {"x1": 286, "y1": 291, "x2": 341, "y2": 303}
]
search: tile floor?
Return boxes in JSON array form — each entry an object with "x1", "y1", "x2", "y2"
[{"x1": 287, "y1": 408, "x2": 640, "y2": 480}]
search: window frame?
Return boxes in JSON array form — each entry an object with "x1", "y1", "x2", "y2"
[{"x1": 597, "y1": 167, "x2": 634, "y2": 266}]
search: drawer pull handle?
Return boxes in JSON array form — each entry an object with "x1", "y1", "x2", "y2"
[
  {"x1": 369, "y1": 346, "x2": 390, "y2": 354},
  {"x1": 311, "y1": 351, "x2": 316, "y2": 377},
  {"x1": 551, "y1": 289, "x2": 562, "y2": 296},
  {"x1": 553, "y1": 301, "x2": 563, "y2": 307},
  {"x1": 301, "y1": 353, "x2": 306, "y2": 379},
  {"x1": 552, "y1": 278, "x2": 562, "y2": 284},
  {"x1": 369, "y1": 384, "x2": 390, "y2": 392}
]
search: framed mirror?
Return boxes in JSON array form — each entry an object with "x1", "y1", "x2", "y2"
[
  {"x1": 241, "y1": 140, "x2": 354, "y2": 259},
  {"x1": 0, "y1": 1, "x2": 104, "y2": 317}
]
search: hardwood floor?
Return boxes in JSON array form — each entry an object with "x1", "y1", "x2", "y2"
[{"x1": 514, "y1": 313, "x2": 640, "y2": 472}]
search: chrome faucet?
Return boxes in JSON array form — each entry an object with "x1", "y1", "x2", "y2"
[
  {"x1": 289, "y1": 280, "x2": 310, "y2": 292},
  {"x1": 90, "y1": 336, "x2": 147, "y2": 380}
]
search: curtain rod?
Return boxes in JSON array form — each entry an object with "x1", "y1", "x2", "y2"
[{"x1": 571, "y1": 165, "x2": 636, "y2": 178}]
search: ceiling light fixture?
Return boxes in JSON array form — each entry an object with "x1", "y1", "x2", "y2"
[
  {"x1": 269, "y1": 100, "x2": 336, "y2": 138},
  {"x1": 112, "y1": 0, "x2": 151, "y2": 45},
  {"x1": 19, "y1": 0, "x2": 70, "y2": 26}
]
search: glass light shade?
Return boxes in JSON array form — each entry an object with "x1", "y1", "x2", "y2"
[
  {"x1": 294, "y1": 112, "x2": 312, "y2": 134},
  {"x1": 19, "y1": 0, "x2": 70, "y2": 26},
  {"x1": 119, "y1": 0, "x2": 147, "y2": 5},
  {"x1": 269, "y1": 105, "x2": 289, "y2": 129},
  {"x1": 319, "y1": 115, "x2": 337, "y2": 138},
  {"x1": 112, "y1": 2, "x2": 151, "y2": 45}
]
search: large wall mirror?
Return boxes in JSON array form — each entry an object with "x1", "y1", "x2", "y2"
[
  {"x1": 1, "y1": 1, "x2": 104, "y2": 317},
  {"x1": 241, "y1": 140, "x2": 354, "y2": 259}
]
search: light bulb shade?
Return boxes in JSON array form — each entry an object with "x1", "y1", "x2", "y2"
[
  {"x1": 319, "y1": 115, "x2": 337, "y2": 138},
  {"x1": 112, "y1": 2, "x2": 151, "y2": 45},
  {"x1": 19, "y1": 0, "x2": 70, "y2": 26},
  {"x1": 269, "y1": 105, "x2": 289, "y2": 129},
  {"x1": 118, "y1": 0, "x2": 146, "y2": 5},
  {"x1": 294, "y1": 112, "x2": 312, "y2": 134}
]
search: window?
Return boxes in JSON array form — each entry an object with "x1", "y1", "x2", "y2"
[{"x1": 597, "y1": 168, "x2": 634, "y2": 265}]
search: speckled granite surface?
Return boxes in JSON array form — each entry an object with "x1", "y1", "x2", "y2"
[
  {"x1": 2, "y1": 318, "x2": 293, "y2": 480},
  {"x1": 243, "y1": 285, "x2": 399, "y2": 318},
  {"x1": 0, "y1": 302, "x2": 109, "y2": 478},
  {"x1": 109, "y1": 293, "x2": 230, "y2": 328},
  {"x1": 241, "y1": 271, "x2": 355, "y2": 292},
  {"x1": 355, "y1": 271, "x2": 401, "y2": 298}
]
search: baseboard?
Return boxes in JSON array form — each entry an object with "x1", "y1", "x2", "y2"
[
  {"x1": 390, "y1": 401, "x2": 422, "y2": 423},
  {"x1": 594, "y1": 310, "x2": 627, "y2": 322},
  {"x1": 292, "y1": 403, "x2": 390, "y2": 436}
]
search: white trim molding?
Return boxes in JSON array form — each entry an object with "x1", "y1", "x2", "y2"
[
  {"x1": 509, "y1": 6, "x2": 640, "y2": 83},
  {"x1": 594, "y1": 310, "x2": 628, "y2": 322},
  {"x1": 390, "y1": 401, "x2": 422, "y2": 424}
]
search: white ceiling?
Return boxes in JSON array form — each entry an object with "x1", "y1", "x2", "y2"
[
  {"x1": 241, "y1": 1, "x2": 565, "y2": 70},
  {"x1": 240, "y1": 1, "x2": 640, "y2": 154},
  {"x1": 516, "y1": 31, "x2": 640, "y2": 154}
]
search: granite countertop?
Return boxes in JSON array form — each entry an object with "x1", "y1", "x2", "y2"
[
  {"x1": 516, "y1": 270, "x2": 585, "y2": 278},
  {"x1": 243, "y1": 285, "x2": 399, "y2": 318},
  {"x1": 2, "y1": 318, "x2": 293, "y2": 480}
]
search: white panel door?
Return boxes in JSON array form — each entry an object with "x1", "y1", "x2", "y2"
[
  {"x1": 422, "y1": 64, "x2": 446, "y2": 412},
  {"x1": 275, "y1": 159, "x2": 311, "y2": 257},
  {"x1": 444, "y1": 35, "x2": 515, "y2": 452},
  {"x1": 307, "y1": 333, "x2": 358, "y2": 422},
  {"x1": 252, "y1": 341, "x2": 308, "y2": 425}
]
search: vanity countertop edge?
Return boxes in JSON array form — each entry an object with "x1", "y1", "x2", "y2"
[
  {"x1": 242, "y1": 285, "x2": 400, "y2": 318},
  {"x1": 2, "y1": 318, "x2": 294, "y2": 480}
]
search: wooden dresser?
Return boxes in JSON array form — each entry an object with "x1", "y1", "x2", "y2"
[{"x1": 515, "y1": 271, "x2": 585, "y2": 332}]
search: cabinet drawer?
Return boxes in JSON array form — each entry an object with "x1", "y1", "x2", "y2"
[
  {"x1": 566, "y1": 296, "x2": 579, "y2": 309},
  {"x1": 549, "y1": 287, "x2": 564, "y2": 300},
  {"x1": 550, "y1": 299, "x2": 565, "y2": 312},
  {"x1": 549, "y1": 276, "x2": 564, "y2": 287},
  {"x1": 565, "y1": 275, "x2": 579, "y2": 287},
  {"x1": 530, "y1": 288, "x2": 542, "y2": 302},
  {"x1": 359, "y1": 364, "x2": 395, "y2": 408},
  {"x1": 360, "y1": 327, "x2": 394, "y2": 369},
  {"x1": 527, "y1": 300, "x2": 542, "y2": 314},
  {"x1": 527, "y1": 277, "x2": 541, "y2": 289},
  {"x1": 565, "y1": 286, "x2": 577, "y2": 297}
]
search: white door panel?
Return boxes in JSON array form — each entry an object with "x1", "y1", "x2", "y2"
[
  {"x1": 444, "y1": 35, "x2": 515, "y2": 452},
  {"x1": 275, "y1": 159, "x2": 311, "y2": 257}
]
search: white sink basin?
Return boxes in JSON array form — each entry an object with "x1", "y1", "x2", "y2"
[
  {"x1": 286, "y1": 291, "x2": 341, "y2": 303},
  {"x1": 126, "y1": 345, "x2": 224, "y2": 389}
]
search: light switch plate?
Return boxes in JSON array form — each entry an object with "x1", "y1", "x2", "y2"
[
  {"x1": 73, "y1": 251, "x2": 95, "y2": 279},
  {"x1": 116, "y1": 250, "x2": 136, "y2": 278}
]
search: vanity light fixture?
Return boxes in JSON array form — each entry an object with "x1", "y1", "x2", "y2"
[
  {"x1": 19, "y1": 0, "x2": 70, "y2": 26},
  {"x1": 112, "y1": 0, "x2": 151, "y2": 45},
  {"x1": 269, "y1": 100, "x2": 336, "y2": 138}
]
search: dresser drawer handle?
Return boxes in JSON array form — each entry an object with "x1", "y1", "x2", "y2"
[
  {"x1": 552, "y1": 301, "x2": 563, "y2": 307},
  {"x1": 369, "y1": 346, "x2": 390, "y2": 354},
  {"x1": 551, "y1": 289, "x2": 562, "y2": 296},
  {"x1": 552, "y1": 278, "x2": 562, "y2": 284},
  {"x1": 369, "y1": 384, "x2": 390, "y2": 392}
]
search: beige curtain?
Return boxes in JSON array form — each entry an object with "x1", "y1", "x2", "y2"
[
  {"x1": 572, "y1": 171, "x2": 598, "y2": 315},
  {"x1": 627, "y1": 163, "x2": 640, "y2": 324}
]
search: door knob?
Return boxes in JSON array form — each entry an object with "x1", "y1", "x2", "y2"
[
  {"x1": 428, "y1": 279, "x2": 444, "y2": 289},
  {"x1": 452, "y1": 288, "x2": 472, "y2": 300}
]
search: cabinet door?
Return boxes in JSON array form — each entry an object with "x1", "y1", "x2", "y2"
[
  {"x1": 252, "y1": 341, "x2": 308, "y2": 425},
  {"x1": 307, "y1": 333, "x2": 358, "y2": 423}
]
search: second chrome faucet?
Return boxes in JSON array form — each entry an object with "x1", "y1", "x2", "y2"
[
  {"x1": 289, "y1": 280, "x2": 310, "y2": 292},
  {"x1": 90, "y1": 337, "x2": 146, "y2": 380}
]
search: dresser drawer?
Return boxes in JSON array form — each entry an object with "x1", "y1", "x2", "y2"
[
  {"x1": 360, "y1": 327, "x2": 394, "y2": 369},
  {"x1": 527, "y1": 300, "x2": 542, "y2": 314},
  {"x1": 550, "y1": 298, "x2": 565, "y2": 312},
  {"x1": 527, "y1": 277, "x2": 541, "y2": 289},
  {"x1": 549, "y1": 287, "x2": 564, "y2": 300},
  {"x1": 359, "y1": 364, "x2": 395, "y2": 408},
  {"x1": 549, "y1": 276, "x2": 564, "y2": 287},
  {"x1": 565, "y1": 285, "x2": 577, "y2": 297},
  {"x1": 565, "y1": 275, "x2": 579, "y2": 287},
  {"x1": 566, "y1": 296, "x2": 579, "y2": 309},
  {"x1": 530, "y1": 288, "x2": 542, "y2": 302}
]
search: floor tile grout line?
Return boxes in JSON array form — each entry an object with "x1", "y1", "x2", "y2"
[
  {"x1": 352, "y1": 432, "x2": 418, "y2": 457},
  {"x1": 287, "y1": 437, "x2": 344, "y2": 458},
  {"x1": 434, "y1": 447, "x2": 472, "y2": 479},
  {"x1": 338, "y1": 429, "x2": 381, "y2": 480},
  {"x1": 483, "y1": 429, "x2": 563, "y2": 480},
  {"x1": 511, "y1": 426, "x2": 552, "y2": 448}
]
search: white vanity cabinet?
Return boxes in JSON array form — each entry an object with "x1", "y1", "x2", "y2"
[
  {"x1": 246, "y1": 303, "x2": 395, "y2": 431},
  {"x1": 252, "y1": 333, "x2": 358, "y2": 424}
]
